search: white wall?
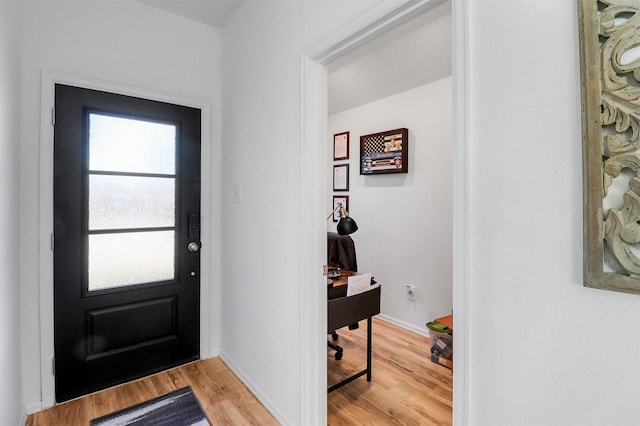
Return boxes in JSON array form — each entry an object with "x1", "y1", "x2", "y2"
[
  {"x1": 466, "y1": 0, "x2": 640, "y2": 424},
  {"x1": 0, "y1": 1, "x2": 24, "y2": 423},
  {"x1": 19, "y1": 0, "x2": 221, "y2": 411},
  {"x1": 17, "y1": 0, "x2": 637, "y2": 424},
  {"x1": 220, "y1": 1, "x2": 379, "y2": 424},
  {"x1": 328, "y1": 78, "x2": 453, "y2": 334}
]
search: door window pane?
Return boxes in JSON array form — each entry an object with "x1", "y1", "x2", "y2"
[
  {"x1": 89, "y1": 175, "x2": 175, "y2": 230},
  {"x1": 88, "y1": 231, "x2": 175, "y2": 291},
  {"x1": 87, "y1": 112, "x2": 178, "y2": 292},
  {"x1": 89, "y1": 113, "x2": 176, "y2": 174}
]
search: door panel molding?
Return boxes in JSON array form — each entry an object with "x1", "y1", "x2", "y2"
[
  {"x1": 38, "y1": 70, "x2": 216, "y2": 409},
  {"x1": 85, "y1": 296, "x2": 178, "y2": 360}
]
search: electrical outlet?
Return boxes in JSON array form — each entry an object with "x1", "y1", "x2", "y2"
[{"x1": 406, "y1": 284, "x2": 416, "y2": 301}]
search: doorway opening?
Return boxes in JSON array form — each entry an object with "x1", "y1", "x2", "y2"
[
  {"x1": 38, "y1": 72, "x2": 215, "y2": 409},
  {"x1": 301, "y1": 0, "x2": 467, "y2": 423},
  {"x1": 325, "y1": 1, "x2": 453, "y2": 422}
]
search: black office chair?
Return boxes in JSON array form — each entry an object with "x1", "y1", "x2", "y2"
[{"x1": 327, "y1": 232, "x2": 358, "y2": 360}]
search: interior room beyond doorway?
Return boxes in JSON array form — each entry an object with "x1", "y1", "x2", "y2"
[{"x1": 325, "y1": 0, "x2": 454, "y2": 423}]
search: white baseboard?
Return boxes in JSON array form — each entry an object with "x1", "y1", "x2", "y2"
[
  {"x1": 376, "y1": 314, "x2": 430, "y2": 338},
  {"x1": 22, "y1": 401, "x2": 44, "y2": 424},
  {"x1": 23, "y1": 401, "x2": 43, "y2": 416},
  {"x1": 206, "y1": 347, "x2": 221, "y2": 358},
  {"x1": 219, "y1": 351, "x2": 292, "y2": 426}
]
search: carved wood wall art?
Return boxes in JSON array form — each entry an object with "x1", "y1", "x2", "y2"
[{"x1": 580, "y1": 0, "x2": 640, "y2": 293}]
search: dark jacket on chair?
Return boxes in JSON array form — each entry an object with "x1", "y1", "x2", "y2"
[{"x1": 327, "y1": 232, "x2": 357, "y2": 272}]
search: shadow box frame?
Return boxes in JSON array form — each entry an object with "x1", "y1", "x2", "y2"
[{"x1": 360, "y1": 128, "x2": 408, "y2": 175}]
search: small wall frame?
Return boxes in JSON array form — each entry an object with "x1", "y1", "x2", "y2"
[
  {"x1": 333, "y1": 164, "x2": 349, "y2": 192},
  {"x1": 333, "y1": 131, "x2": 349, "y2": 161},
  {"x1": 579, "y1": 0, "x2": 640, "y2": 294},
  {"x1": 332, "y1": 195, "x2": 349, "y2": 222},
  {"x1": 360, "y1": 128, "x2": 408, "y2": 175}
]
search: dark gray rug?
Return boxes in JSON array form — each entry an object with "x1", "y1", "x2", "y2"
[{"x1": 90, "y1": 386, "x2": 210, "y2": 426}]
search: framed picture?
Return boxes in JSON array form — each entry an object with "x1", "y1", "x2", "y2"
[
  {"x1": 360, "y1": 128, "x2": 408, "y2": 175},
  {"x1": 332, "y1": 195, "x2": 349, "y2": 222},
  {"x1": 333, "y1": 164, "x2": 349, "y2": 191},
  {"x1": 333, "y1": 131, "x2": 350, "y2": 161}
]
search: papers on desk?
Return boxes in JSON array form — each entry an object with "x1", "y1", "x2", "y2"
[{"x1": 347, "y1": 273, "x2": 379, "y2": 297}]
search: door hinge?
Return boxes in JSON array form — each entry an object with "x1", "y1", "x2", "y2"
[
  {"x1": 52, "y1": 358, "x2": 55, "y2": 375},
  {"x1": 51, "y1": 107, "x2": 55, "y2": 126},
  {"x1": 51, "y1": 233, "x2": 54, "y2": 251}
]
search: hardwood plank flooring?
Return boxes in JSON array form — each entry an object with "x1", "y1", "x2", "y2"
[
  {"x1": 27, "y1": 318, "x2": 452, "y2": 425},
  {"x1": 26, "y1": 357, "x2": 278, "y2": 425},
  {"x1": 328, "y1": 317, "x2": 453, "y2": 425}
]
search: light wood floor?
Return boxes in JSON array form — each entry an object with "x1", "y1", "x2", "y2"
[
  {"x1": 27, "y1": 318, "x2": 452, "y2": 425},
  {"x1": 26, "y1": 357, "x2": 278, "y2": 425},
  {"x1": 328, "y1": 317, "x2": 453, "y2": 425}
]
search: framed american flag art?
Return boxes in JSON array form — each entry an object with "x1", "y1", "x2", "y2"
[{"x1": 360, "y1": 128, "x2": 408, "y2": 175}]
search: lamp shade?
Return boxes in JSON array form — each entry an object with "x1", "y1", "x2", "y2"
[
  {"x1": 337, "y1": 216, "x2": 358, "y2": 235},
  {"x1": 327, "y1": 201, "x2": 358, "y2": 235}
]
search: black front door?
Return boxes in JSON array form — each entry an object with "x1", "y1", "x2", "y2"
[{"x1": 53, "y1": 84, "x2": 201, "y2": 402}]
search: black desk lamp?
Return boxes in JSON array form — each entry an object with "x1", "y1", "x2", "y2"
[{"x1": 327, "y1": 202, "x2": 358, "y2": 235}]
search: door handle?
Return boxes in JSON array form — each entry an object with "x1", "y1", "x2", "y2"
[{"x1": 187, "y1": 242, "x2": 200, "y2": 252}]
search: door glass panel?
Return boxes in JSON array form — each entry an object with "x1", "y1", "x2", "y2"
[
  {"x1": 88, "y1": 231, "x2": 175, "y2": 291},
  {"x1": 89, "y1": 175, "x2": 175, "y2": 230},
  {"x1": 88, "y1": 113, "x2": 176, "y2": 174},
  {"x1": 87, "y1": 111, "x2": 177, "y2": 291}
]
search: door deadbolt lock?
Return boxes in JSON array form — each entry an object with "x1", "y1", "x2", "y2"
[{"x1": 187, "y1": 242, "x2": 200, "y2": 252}]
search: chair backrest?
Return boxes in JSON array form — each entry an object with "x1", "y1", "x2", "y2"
[{"x1": 327, "y1": 232, "x2": 357, "y2": 272}]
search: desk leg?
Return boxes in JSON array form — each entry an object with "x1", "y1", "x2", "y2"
[
  {"x1": 366, "y1": 316, "x2": 372, "y2": 381},
  {"x1": 328, "y1": 316, "x2": 375, "y2": 393}
]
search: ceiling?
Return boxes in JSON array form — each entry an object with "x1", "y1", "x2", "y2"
[
  {"x1": 137, "y1": 0, "x2": 243, "y2": 29},
  {"x1": 137, "y1": 0, "x2": 451, "y2": 116},
  {"x1": 328, "y1": 1, "x2": 452, "y2": 114}
]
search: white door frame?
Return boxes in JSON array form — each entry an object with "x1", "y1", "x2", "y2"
[
  {"x1": 38, "y1": 70, "x2": 217, "y2": 409},
  {"x1": 300, "y1": 0, "x2": 469, "y2": 423}
]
